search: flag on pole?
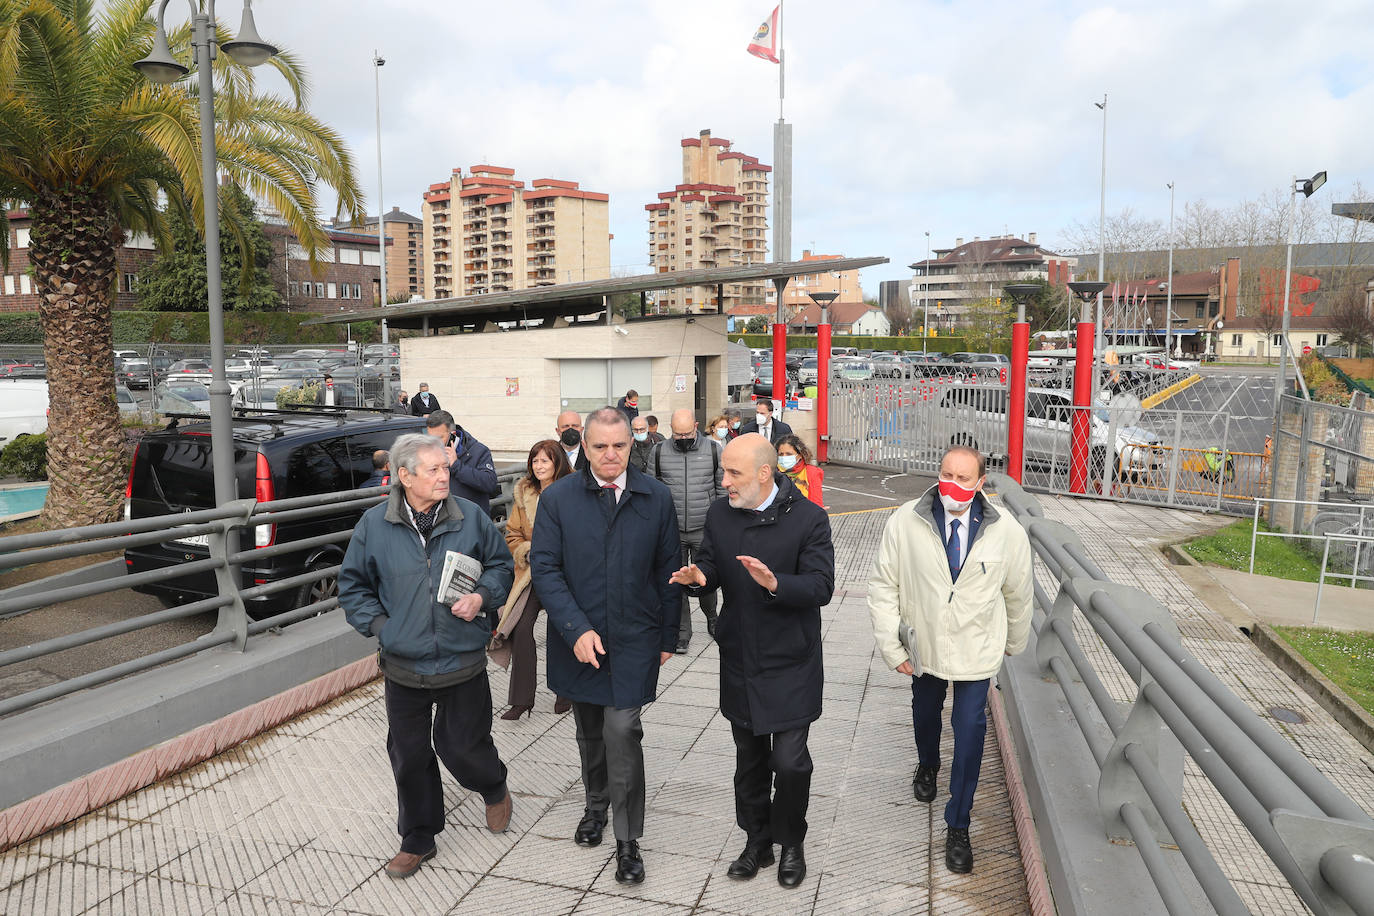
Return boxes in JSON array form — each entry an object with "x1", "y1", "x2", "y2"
[{"x1": 747, "y1": 6, "x2": 780, "y2": 63}]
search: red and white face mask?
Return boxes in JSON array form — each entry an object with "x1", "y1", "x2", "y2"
[{"x1": 938, "y1": 478, "x2": 981, "y2": 514}]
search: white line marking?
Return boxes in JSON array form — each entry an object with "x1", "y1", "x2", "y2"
[
  {"x1": 1216, "y1": 378, "x2": 1247, "y2": 414},
  {"x1": 825, "y1": 485, "x2": 901, "y2": 502}
]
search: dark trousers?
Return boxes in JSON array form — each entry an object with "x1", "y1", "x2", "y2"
[
  {"x1": 731, "y1": 722, "x2": 812, "y2": 847},
  {"x1": 572, "y1": 702, "x2": 645, "y2": 841},
  {"x1": 507, "y1": 589, "x2": 541, "y2": 707},
  {"x1": 911, "y1": 674, "x2": 990, "y2": 830},
  {"x1": 384, "y1": 673, "x2": 508, "y2": 854},
  {"x1": 678, "y1": 535, "x2": 718, "y2": 644}
]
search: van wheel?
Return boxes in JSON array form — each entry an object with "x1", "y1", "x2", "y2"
[{"x1": 296, "y1": 559, "x2": 339, "y2": 611}]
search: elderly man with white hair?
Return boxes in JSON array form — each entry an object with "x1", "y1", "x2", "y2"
[{"x1": 340, "y1": 432, "x2": 516, "y2": 880}]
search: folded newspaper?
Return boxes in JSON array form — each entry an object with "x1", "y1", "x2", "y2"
[
  {"x1": 438, "y1": 549, "x2": 483, "y2": 604},
  {"x1": 898, "y1": 622, "x2": 923, "y2": 678}
]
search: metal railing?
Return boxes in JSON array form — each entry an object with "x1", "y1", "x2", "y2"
[
  {"x1": 1248, "y1": 497, "x2": 1374, "y2": 624},
  {"x1": 996, "y1": 472, "x2": 1374, "y2": 916},
  {"x1": 0, "y1": 470, "x2": 519, "y2": 719}
]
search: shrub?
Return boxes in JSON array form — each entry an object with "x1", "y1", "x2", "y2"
[
  {"x1": 275, "y1": 381, "x2": 319, "y2": 409},
  {"x1": 0, "y1": 433, "x2": 48, "y2": 481}
]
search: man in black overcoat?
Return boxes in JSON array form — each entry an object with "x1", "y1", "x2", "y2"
[
  {"x1": 671, "y1": 433, "x2": 835, "y2": 889},
  {"x1": 530, "y1": 407, "x2": 681, "y2": 885}
]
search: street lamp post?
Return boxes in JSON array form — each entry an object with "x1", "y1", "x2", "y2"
[
  {"x1": 808, "y1": 291, "x2": 839, "y2": 463},
  {"x1": 1093, "y1": 93, "x2": 1108, "y2": 408},
  {"x1": 135, "y1": 0, "x2": 277, "y2": 520},
  {"x1": 373, "y1": 51, "x2": 388, "y2": 346},
  {"x1": 1067, "y1": 281, "x2": 1108, "y2": 494},
  {"x1": 1165, "y1": 181, "x2": 1175, "y2": 363},
  {"x1": 1004, "y1": 283, "x2": 1040, "y2": 483},
  {"x1": 1275, "y1": 170, "x2": 1328, "y2": 411},
  {"x1": 923, "y1": 231, "x2": 931, "y2": 355}
]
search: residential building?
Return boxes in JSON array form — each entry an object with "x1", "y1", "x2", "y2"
[
  {"x1": 334, "y1": 207, "x2": 424, "y2": 301},
  {"x1": 765, "y1": 249, "x2": 865, "y2": 310},
  {"x1": 421, "y1": 166, "x2": 609, "y2": 300},
  {"x1": 787, "y1": 301, "x2": 891, "y2": 336},
  {"x1": 908, "y1": 234, "x2": 1076, "y2": 328},
  {"x1": 263, "y1": 223, "x2": 383, "y2": 313},
  {"x1": 1103, "y1": 259, "x2": 1240, "y2": 358},
  {"x1": 1216, "y1": 315, "x2": 1345, "y2": 361},
  {"x1": 645, "y1": 129, "x2": 770, "y2": 313},
  {"x1": 1, "y1": 208, "x2": 157, "y2": 312}
]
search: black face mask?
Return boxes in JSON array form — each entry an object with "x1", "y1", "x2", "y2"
[
  {"x1": 673, "y1": 436, "x2": 693, "y2": 452},
  {"x1": 560, "y1": 428, "x2": 581, "y2": 448}
]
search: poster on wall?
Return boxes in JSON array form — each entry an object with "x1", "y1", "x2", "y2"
[
  {"x1": 673, "y1": 374, "x2": 687, "y2": 393},
  {"x1": 505, "y1": 378, "x2": 519, "y2": 397}
]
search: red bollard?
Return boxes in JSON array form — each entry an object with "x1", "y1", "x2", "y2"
[
  {"x1": 817, "y1": 322, "x2": 831, "y2": 462},
  {"x1": 1069, "y1": 320, "x2": 1095, "y2": 493},
  {"x1": 771, "y1": 323, "x2": 787, "y2": 414},
  {"x1": 1008, "y1": 321, "x2": 1029, "y2": 483}
]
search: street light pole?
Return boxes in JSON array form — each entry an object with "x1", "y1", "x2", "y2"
[
  {"x1": 1275, "y1": 170, "x2": 1327, "y2": 411},
  {"x1": 923, "y1": 230, "x2": 931, "y2": 355},
  {"x1": 1094, "y1": 93, "x2": 1108, "y2": 407},
  {"x1": 373, "y1": 51, "x2": 388, "y2": 345},
  {"x1": 809, "y1": 291, "x2": 838, "y2": 463},
  {"x1": 1165, "y1": 181, "x2": 1174, "y2": 363}
]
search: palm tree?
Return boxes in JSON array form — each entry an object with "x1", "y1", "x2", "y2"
[{"x1": 0, "y1": 0, "x2": 362, "y2": 528}]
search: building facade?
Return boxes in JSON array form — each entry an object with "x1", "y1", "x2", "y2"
[
  {"x1": 645, "y1": 130, "x2": 770, "y2": 313},
  {"x1": 264, "y1": 224, "x2": 383, "y2": 314},
  {"x1": 421, "y1": 166, "x2": 610, "y2": 300},
  {"x1": 786, "y1": 301, "x2": 891, "y2": 336},
  {"x1": 2, "y1": 209, "x2": 157, "y2": 313},
  {"x1": 335, "y1": 207, "x2": 424, "y2": 301},
  {"x1": 909, "y1": 234, "x2": 1075, "y2": 329}
]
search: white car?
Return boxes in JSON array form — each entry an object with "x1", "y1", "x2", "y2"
[{"x1": 0, "y1": 380, "x2": 48, "y2": 446}]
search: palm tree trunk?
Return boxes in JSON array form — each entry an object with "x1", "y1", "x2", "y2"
[{"x1": 29, "y1": 186, "x2": 127, "y2": 528}]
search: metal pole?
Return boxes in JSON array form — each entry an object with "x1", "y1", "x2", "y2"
[
  {"x1": 194, "y1": 10, "x2": 233, "y2": 514},
  {"x1": 374, "y1": 51, "x2": 388, "y2": 344},
  {"x1": 923, "y1": 231, "x2": 930, "y2": 355},
  {"x1": 1009, "y1": 300, "x2": 1029, "y2": 482},
  {"x1": 1275, "y1": 177, "x2": 1297, "y2": 412},
  {"x1": 817, "y1": 309, "x2": 830, "y2": 462},
  {"x1": 1250, "y1": 500, "x2": 1260, "y2": 574},
  {"x1": 1094, "y1": 93, "x2": 1107, "y2": 409},
  {"x1": 1165, "y1": 181, "x2": 1174, "y2": 362},
  {"x1": 1070, "y1": 299, "x2": 1095, "y2": 493}
]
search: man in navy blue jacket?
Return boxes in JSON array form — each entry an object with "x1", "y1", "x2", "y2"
[
  {"x1": 340, "y1": 433, "x2": 516, "y2": 880},
  {"x1": 531, "y1": 407, "x2": 681, "y2": 886},
  {"x1": 424, "y1": 410, "x2": 500, "y2": 514}
]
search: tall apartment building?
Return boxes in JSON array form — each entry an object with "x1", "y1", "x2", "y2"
[
  {"x1": 421, "y1": 165, "x2": 609, "y2": 300},
  {"x1": 908, "y1": 234, "x2": 1075, "y2": 330},
  {"x1": 335, "y1": 207, "x2": 424, "y2": 301},
  {"x1": 645, "y1": 130, "x2": 769, "y2": 313},
  {"x1": 768, "y1": 249, "x2": 865, "y2": 312}
]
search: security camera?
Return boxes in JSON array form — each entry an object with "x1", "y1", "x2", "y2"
[{"x1": 614, "y1": 326, "x2": 629, "y2": 337}]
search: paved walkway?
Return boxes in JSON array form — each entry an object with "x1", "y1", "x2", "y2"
[{"x1": 0, "y1": 509, "x2": 1029, "y2": 915}]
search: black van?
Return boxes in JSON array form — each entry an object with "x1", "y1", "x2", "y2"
[{"x1": 123, "y1": 410, "x2": 427, "y2": 618}]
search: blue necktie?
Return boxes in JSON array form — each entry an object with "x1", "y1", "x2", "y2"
[{"x1": 947, "y1": 518, "x2": 962, "y2": 581}]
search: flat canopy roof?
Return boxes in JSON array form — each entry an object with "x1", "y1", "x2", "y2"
[
  {"x1": 1332, "y1": 202, "x2": 1374, "y2": 223},
  {"x1": 301, "y1": 255, "x2": 889, "y2": 330}
]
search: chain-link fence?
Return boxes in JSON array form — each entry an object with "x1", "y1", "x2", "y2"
[{"x1": 1267, "y1": 394, "x2": 1374, "y2": 536}]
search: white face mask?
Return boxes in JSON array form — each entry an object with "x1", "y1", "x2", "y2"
[
  {"x1": 778, "y1": 455, "x2": 798, "y2": 471},
  {"x1": 938, "y1": 478, "x2": 981, "y2": 515},
  {"x1": 713, "y1": 427, "x2": 728, "y2": 439},
  {"x1": 756, "y1": 413, "x2": 768, "y2": 425}
]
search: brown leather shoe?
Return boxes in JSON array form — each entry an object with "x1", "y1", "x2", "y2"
[
  {"x1": 384, "y1": 846, "x2": 435, "y2": 879},
  {"x1": 486, "y1": 789, "x2": 513, "y2": 833}
]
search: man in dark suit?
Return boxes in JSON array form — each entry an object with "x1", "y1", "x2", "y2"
[
  {"x1": 531, "y1": 407, "x2": 681, "y2": 886},
  {"x1": 738, "y1": 399, "x2": 793, "y2": 445},
  {"x1": 671, "y1": 433, "x2": 834, "y2": 889},
  {"x1": 556, "y1": 410, "x2": 590, "y2": 471},
  {"x1": 410, "y1": 383, "x2": 440, "y2": 417}
]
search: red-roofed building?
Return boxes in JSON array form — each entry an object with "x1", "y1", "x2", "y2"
[
  {"x1": 421, "y1": 165, "x2": 609, "y2": 299},
  {"x1": 646, "y1": 129, "x2": 770, "y2": 313},
  {"x1": 909, "y1": 234, "x2": 1077, "y2": 331}
]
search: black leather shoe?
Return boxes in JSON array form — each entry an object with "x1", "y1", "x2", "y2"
[
  {"x1": 726, "y1": 840, "x2": 775, "y2": 879},
  {"x1": 945, "y1": 827, "x2": 973, "y2": 874},
  {"x1": 705, "y1": 613, "x2": 718, "y2": 638},
  {"x1": 777, "y1": 845, "x2": 806, "y2": 887},
  {"x1": 615, "y1": 839, "x2": 645, "y2": 884},
  {"x1": 574, "y1": 809, "x2": 606, "y2": 847},
  {"x1": 674, "y1": 640, "x2": 689, "y2": 654},
  {"x1": 913, "y1": 764, "x2": 939, "y2": 803}
]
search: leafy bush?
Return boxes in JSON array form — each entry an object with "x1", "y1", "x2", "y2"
[
  {"x1": 275, "y1": 382, "x2": 319, "y2": 409},
  {"x1": 1298, "y1": 353, "x2": 1349, "y2": 405},
  {"x1": 0, "y1": 433, "x2": 48, "y2": 481}
]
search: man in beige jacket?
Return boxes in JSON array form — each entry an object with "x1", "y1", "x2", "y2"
[{"x1": 867, "y1": 446, "x2": 1032, "y2": 875}]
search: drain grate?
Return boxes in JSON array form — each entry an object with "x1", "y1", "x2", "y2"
[{"x1": 1267, "y1": 706, "x2": 1307, "y2": 724}]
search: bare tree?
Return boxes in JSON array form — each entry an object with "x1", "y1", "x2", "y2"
[{"x1": 1328, "y1": 284, "x2": 1374, "y2": 356}]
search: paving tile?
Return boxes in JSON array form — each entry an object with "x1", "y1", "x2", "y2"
[
  {"x1": 0, "y1": 860, "x2": 141, "y2": 916},
  {"x1": 71, "y1": 819, "x2": 202, "y2": 875},
  {"x1": 570, "y1": 890, "x2": 691, "y2": 914},
  {"x1": 154, "y1": 833, "x2": 300, "y2": 892},
  {"x1": 206, "y1": 890, "x2": 331, "y2": 914},
  {"x1": 490, "y1": 833, "x2": 604, "y2": 888},
  {"x1": 588, "y1": 848, "x2": 714, "y2": 906},
  {"x1": 79, "y1": 874, "x2": 224, "y2": 915},
  {"x1": 7, "y1": 814, "x2": 130, "y2": 861},
  {"x1": 235, "y1": 845, "x2": 376, "y2": 908},
  {"x1": 813, "y1": 871, "x2": 929, "y2": 915},
  {"x1": 446, "y1": 874, "x2": 583, "y2": 914},
  {"x1": 695, "y1": 868, "x2": 821, "y2": 915},
  {"x1": 331, "y1": 864, "x2": 479, "y2": 915}
]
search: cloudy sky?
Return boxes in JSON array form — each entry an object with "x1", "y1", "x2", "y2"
[{"x1": 252, "y1": 0, "x2": 1374, "y2": 295}]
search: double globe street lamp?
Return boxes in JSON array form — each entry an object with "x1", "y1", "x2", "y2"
[{"x1": 134, "y1": 1, "x2": 277, "y2": 521}]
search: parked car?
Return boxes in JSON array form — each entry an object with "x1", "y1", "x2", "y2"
[
  {"x1": 166, "y1": 359, "x2": 213, "y2": 384},
  {"x1": 113, "y1": 349, "x2": 141, "y2": 363},
  {"x1": 870, "y1": 355, "x2": 910, "y2": 379},
  {"x1": 798, "y1": 357, "x2": 819, "y2": 385},
  {"x1": 0, "y1": 363, "x2": 45, "y2": 379},
  {"x1": 115, "y1": 384, "x2": 141, "y2": 418},
  {"x1": 0, "y1": 379, "x2": 48, "y2": 446},
  {"x1": 831, "y1": 357, "x2": 874, "y2": 381},
  {"x1": 124, "y1": 412, "x2": 429, "y2": 617},
  {"x1": 154, "y1": 382, "x2": 212, "y2": 415},
  {"x1": 234, "y1": 381, "x2": 296, "y2": 410},
  {"x1": 117, "y1": 359, "x2": 151, "y2": 389}
]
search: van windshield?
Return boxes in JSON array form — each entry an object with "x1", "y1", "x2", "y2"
[{"x1": 132, "y1": 440, "x2": 255, "y2": 510}]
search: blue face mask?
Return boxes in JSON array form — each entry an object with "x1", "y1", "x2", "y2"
[
  {"x1": 778, "y1": 455, "x2": 798, "y2": 471},
  {"x1": 633, "y1": 431, "x2": 648, "y2": 442}
]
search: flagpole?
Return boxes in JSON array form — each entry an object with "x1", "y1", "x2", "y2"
[
  {"x1": 778, "y1": 0, "x2": 785, "y2": 120},
  {"x1": 772, "y1": 1, "x2": 792, "y2": 264}
]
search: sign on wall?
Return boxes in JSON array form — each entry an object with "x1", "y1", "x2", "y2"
[{"x1": 506, "y1": 378, "x2": 519, "y2": 397}]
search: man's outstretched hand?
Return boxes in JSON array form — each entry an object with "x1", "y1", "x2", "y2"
[
  {"x1": 669, "y1": 564, "x2": 707, "y2": 587},
  {"x1": 736, "y1": 555, "x2": 777, "y2": 592}
]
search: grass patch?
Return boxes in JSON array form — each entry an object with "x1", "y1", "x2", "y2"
[
  {"x1": 1273, "y1": 626, "x2": 1374, "y2": 717},
  {"x1": 1182, "y1": 518, "x2": 1324, "y2": 583}
]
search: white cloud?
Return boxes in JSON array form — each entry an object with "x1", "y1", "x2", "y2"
[{"x1": 238, "y1": 0, "x2": 1374, "y2": 292}]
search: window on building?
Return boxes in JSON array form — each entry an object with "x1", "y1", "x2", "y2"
[
  {"x1": 361, "y1": 250, "x2": 380, "y2": 266},
  {"x1": 1272, "y1": 334, "x2": 1283, "y2": 347},
  {"x1": 353, "y1": 283, "x2": 362, "y2": 299},
  {"x1": 289, "y1": 281, "x2": 299, "y2": 297},
  {"x1": 338, "y1": 247, "x2": 361, "y2": 265},
  {"x1": 1230, "y1": 333, "x2": 1242, "y2": 347},
  {"x1": 1316, "y1": 333, "x2": 1328, "y2": 346},
  {"x1": 15, "y1": 228, "x2": 31, "y2": 249},
  {"x1": 327, "y1": 282, "x2": 337, "y2": 299},
  {"x1": 123, "y1": 273, "x2": 137, "y2": 293},
  {"x1": 3, "y1": 276, "x2": 13, "y2": 295},
  {"x1": 1194, "y1": 303, "x2": 1205, "y2": 318},
  {"x1": 19, "y1": 274, "x2": 31, "y2": 295},
  {"x1": 314, "y1": 282, "x2": 324, "y2": 298}
]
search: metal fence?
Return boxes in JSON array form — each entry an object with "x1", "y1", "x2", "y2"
[
  {"x1": 996, "y1": 472, "x2": 1374, "y2": 915},
  {"x1": 1269, "y1": 394, "x2": 1374, "y2": 533},
  {"x1": 1248, "y1": 497, "x2": 1374, "y2": 624},
  {"x1": 0, "y1": 470, "x2": 519, "y2": 719}
]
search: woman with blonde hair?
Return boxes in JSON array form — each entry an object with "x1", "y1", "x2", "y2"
[
  {"x1": 706, "y1": 414, "x2": 732, "y2": 444},
  {"x1": 776, "y1": 434, "x2": 824, "y2": 507},
  {"x1": 490, "y1": 439, "x2": 573, "y2": 719}
]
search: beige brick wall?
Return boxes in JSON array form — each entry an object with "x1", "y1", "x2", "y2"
[{"x1": 399, "y1": 316, "x2": 731, "y2": 459}]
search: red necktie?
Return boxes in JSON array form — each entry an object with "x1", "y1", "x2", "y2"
[{"x1": 602, "y1": 482, "x2": 619, "y2": 503}]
